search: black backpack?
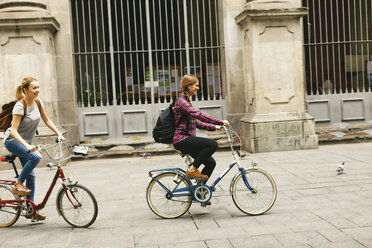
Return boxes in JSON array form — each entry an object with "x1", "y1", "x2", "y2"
[{"x1": 152, "y1": 101, "x2": 186, "y2": 144}]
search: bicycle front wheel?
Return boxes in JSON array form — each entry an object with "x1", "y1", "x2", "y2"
[
  {"x1": 56, "y1": 184, "x2": 98, "y2": 228},
  {"x1": 231, "y1": 168, "x2": 277, "y2": 215},
  {"x1": 0, "y1": 185, "x2": 21, "y2": 227},
  {"x1": 146, "y1": 172, "x2": 192, "y2": 219}
]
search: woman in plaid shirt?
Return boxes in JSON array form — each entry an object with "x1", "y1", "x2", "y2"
[{"x1": 173, "y1": 75, "x2": 229, "y2": 180}]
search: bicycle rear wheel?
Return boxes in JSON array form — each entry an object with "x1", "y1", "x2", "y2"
[
  {"x1": 146, "y1": 172, "x2": 192, "y2": 219},
  {"x1": 56, "y1": 184, "x2": 98, "y2": 228},
  {"x1": 231, "y1": 168, "x2": 277, "y2": 215},
  {"x1": 0, "y1": 185, "x2": 21, "y2": 227}
]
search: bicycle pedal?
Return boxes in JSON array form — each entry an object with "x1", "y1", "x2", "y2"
[
  {"x1": 31, "y1": 218, "x2": 38, "y2": 223},
  {"x1": 201, "y1": 202, "x2": 211, "y2": 207},
  {"x1": 196, "y1": 178, "x2": 208, "y2": 184},
  {"x1": 185, "y1": 175, "x2": 197, "y2": 180},
  {"x1": 186, "y1": 175, "x2": 207, "y2": 182}
]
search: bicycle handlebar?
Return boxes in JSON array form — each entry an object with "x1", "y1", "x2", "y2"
[
  {"x1": 34, "y1": 139, "x2": 72, "y2": 163},
  {"x1": 221, "y1": 125, "x2": 248, "y2": 159},
  {"x1": 222, "y1": 126, "x2": 233, "y2": 143},
  {"x1": 27, "y1": 138, "x2": 62, "y2": 153}
]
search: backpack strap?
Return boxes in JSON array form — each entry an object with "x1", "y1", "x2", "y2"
[
  {"x1": 20, "y1": 99, "x2": 27, "y2": 117},
  {"x1": 34, "y1": 99, "x2": 41, "y2": 111},
  {"x1": 173, "y1": 98, "x2": 188, "y2": 130},
  {"x1": 19, "y1": 98, "x2": 41, "y2": 116}
]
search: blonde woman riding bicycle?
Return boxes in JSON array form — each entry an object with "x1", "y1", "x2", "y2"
[{"x1": 3, "y1": 77, "x2": 65, "y2": 221}]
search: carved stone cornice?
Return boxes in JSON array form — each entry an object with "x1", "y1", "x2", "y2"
[
  {"x1": 236, "y1": 7, "x2": 308, "y2": 25},
  {"x1": 0, "y1": 12, "x2": 59, "y2": 33},
  {"x1": 244, "y1": 0, "x2": 300, "y2": 9},
  {"x1": 0, "y1": 0, "x2": 47, "y2": 12}
]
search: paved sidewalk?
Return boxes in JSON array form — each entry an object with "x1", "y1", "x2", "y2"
[
  {"x1": 70, "y1": 120, "x2": 372, "y2": 159},
  {"x1": 1, "y1": 143, "x2": 372, "y2": 248}
]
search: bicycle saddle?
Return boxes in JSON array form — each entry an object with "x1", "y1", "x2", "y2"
[{"x1": 0, "y1": 154, "x2": 17, "y2": 163}]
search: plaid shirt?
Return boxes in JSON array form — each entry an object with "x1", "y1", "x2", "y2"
[{"x1": 173, "y1": 94, "x2": 224, "y2": 144}]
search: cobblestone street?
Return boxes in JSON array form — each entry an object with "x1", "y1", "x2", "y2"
[{"x1": 1, "y1": 143, "x2": 372, "y2": 247}]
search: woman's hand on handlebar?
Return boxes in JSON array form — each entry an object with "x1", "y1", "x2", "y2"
[
  {"x1": 216, "y1": 120, "x2": 229, "y2": 130},
  {"x1": 27, "y1": 145, "x2": 38, "y2": 152},
  {"x1": 57, "y1": 135, "x2": 66, "y2": 142}
]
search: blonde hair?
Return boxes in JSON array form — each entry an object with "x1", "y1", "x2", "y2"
[
  {"x1": 180, "y1": 74, "x2": 198, "y2": 102},
  {"x1": 16, "y1": 77, "x2": 37, "y2": 100}
]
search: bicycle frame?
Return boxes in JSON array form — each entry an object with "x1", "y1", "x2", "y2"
[
  {"x1": 0, "y1": 165, "x2": 68, "y2": 216},
  {"x1": 0, "y1": 139, "x2": 101, "y2": 228},
  {"x1": 0, "y1": 141, "x2": 76, "y2": 217},
  {"x1": 148, "y1": 126, "x2": 256, "y2": 201},
  {"x1": 210, "y1": 126, "x2": 255, "y2": 191},
  {"x1": 148, "y1": 168, "x2": 191, "y2": 198}
]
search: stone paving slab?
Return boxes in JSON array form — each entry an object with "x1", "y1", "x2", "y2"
[
  {"x1": 205, "y1": 239, "x2": 233, "y2": 248},
  {"x1": 1, "y1": 143, "x2": 372, "y2": 247},
  {"x1": 316, "y1": 121, "x2": 372, "y2": 143}
]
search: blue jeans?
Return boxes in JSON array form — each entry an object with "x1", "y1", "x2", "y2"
[{"x1": 4, "y1": 138, "x2": 41, "y2": 202}]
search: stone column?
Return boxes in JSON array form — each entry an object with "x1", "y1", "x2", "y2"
[
  {"x1": 0, "y1": 0, "x2": 65, "y2": 143},
  {"x1": 223, "y1": 0, "x2": 247, "y2": 133},
  {"x1": 235, "y1": 0, "x2": 318, "y2": 152}
]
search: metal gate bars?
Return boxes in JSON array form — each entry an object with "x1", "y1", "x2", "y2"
[
  {"x1": 303, "y1": 0, "x2": 372, "y2": 96},
  {"x1": 71, "y1": 0, "x2": 225, "y2": 108}
]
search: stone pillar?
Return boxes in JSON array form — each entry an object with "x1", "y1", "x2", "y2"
[
  {"x1": 0, "y1": 0, "x2": 65, "y2": 142},
  {"x1": 223, "y1": 0, "x2": 247, "y2": 134},
  {"x1": 235, "y1": 0, "x2": 318, "y2": 152},
  {"x1": 45, "y1": 0, "x2": 79, "y2": 144}
]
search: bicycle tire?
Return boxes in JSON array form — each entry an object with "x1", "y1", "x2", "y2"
[
  {"x1": 56, "y1": 183, "x2": 98, "y2": 228},
  {"x1": 0, "y1": 185, "x2": 21, "y2": 227},
  {"x1": 231, "y1": 168, "x2": 277, "y2": 215},
  {"x1": 146, "y1": 172, "x2": 192, "y2": 219}
]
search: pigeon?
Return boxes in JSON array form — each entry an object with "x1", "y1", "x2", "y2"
[
  {"x1": 139, "y1": 152, "x2": 152, "y2": 159},
  {"x1": 337, "y1": 162, "x2": 345, "y2": 174}
]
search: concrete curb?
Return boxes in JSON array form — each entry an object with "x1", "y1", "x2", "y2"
[{"x1": 71, "y1": 143, "x2": 241, "y2": 160}]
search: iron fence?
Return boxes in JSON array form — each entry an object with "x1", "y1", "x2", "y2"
[
  {"x1": 71, "y1": 0, "x2": 225, "y2": 107},
  {"x1": 303, "y1": 0, "x2": 372, "y2": 95}
]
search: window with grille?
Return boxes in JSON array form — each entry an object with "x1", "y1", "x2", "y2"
[
  {"x1": 303, "y1": 0, "x2": 372, "y2": 95},
  {"x1": 71, "y1": 0, "x2": 225, "y2": 107}
]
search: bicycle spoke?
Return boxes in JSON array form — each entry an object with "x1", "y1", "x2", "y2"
[
  {"x1": 57, "y1": 184, "x2": 98, "y2": 228},
  {"x1": 147, "y1": 172, "x2": 192, "y2": 219},
  {"x1": 232, "y1": 169, "x2": 277, "y2": 215},
  {"x1": 63, "y1": 191, "x2": 92, "y2": 223},
  {"x1": 0, "y1": 185, "x2": 21, "y2": 227}
]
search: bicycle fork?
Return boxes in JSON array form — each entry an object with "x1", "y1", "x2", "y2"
[
  {"x1": 61, "y1": 178, "x2": 79, "y2": 204},
  {"x1": 230, "y1": 168, "x2": 256, "y2": 195}
]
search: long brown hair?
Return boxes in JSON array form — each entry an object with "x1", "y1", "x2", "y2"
[
  {"x1": 180, "y1": 74, "x2": 198, "y2": 103},
  {"x1": 15, "y1": 77, "x2": 37, "y2": 100}
]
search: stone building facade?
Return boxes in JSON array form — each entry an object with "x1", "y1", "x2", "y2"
[{"x1": 0, "y1": 0, "x2": 319, "y2": 153}]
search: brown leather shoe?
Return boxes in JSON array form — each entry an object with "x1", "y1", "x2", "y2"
[
  {"x1": 12, "y1": 182, "x2": 31, "y2": 196},
  {"x1": 186, "y1": 169, "x2": 208, "y2": 179},
  {"x1": 32, "y1": 211, "x2": 46, "y2": 221}
]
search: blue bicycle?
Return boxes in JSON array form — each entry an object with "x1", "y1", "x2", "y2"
[{"x1": 146, "y1": 127, "x2": 277, "y2": 219}]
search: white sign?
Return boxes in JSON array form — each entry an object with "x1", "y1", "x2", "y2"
[{"x1": 145, "y1": 81, "x2": 159, "y2": 88}]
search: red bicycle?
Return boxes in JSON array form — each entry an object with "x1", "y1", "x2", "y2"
[{"x1": 0, "y1": 140, "x2": 98, "y2": 228}]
